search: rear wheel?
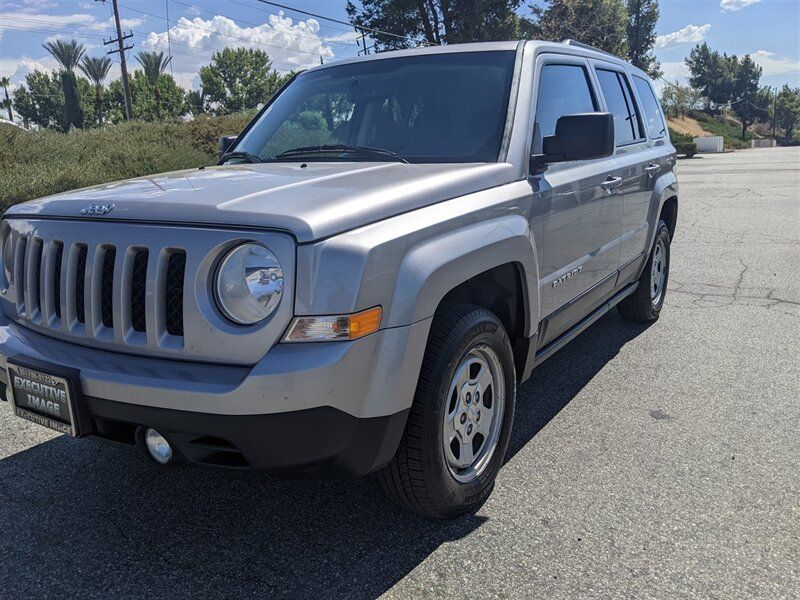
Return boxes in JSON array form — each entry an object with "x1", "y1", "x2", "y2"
[
  {"x1": 378, "y1": 303, "x2": 516, "y2": 519},
  {"x1": 618, "y1": 220, "x2": 671, "y2": 322}
]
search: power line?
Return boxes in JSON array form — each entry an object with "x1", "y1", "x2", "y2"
[
  {"x1": 123, "y1": 4, "x2": 332, "y2": 58},
  {"x1": 249, "y1": 0, "x2": 413, "y2": 43},
  {"x1": 170, "y1": 0, "x2": 361, "y2": 48}
]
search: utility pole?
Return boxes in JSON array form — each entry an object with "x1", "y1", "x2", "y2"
[
  {"x1": 772, "y1": 86, "x2": 778, "y2": 139},
  {"x1": 101, "y1": 0, "x2": 134, "y2": 121}
]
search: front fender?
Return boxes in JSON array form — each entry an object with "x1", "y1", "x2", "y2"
[
  {"x1": 294, "y1": 181, "x2": 539, "y2": 335},
  {"x1": 389, "y1": 214, "x2": 539, "y2": 335}
]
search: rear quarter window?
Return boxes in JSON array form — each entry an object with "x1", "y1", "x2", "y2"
[{"x1": 632, "y1": 76, "x2": 667, "y2": 139}]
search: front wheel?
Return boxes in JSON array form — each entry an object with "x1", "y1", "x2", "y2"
[{"x1": 378, "y1": 304, "x2": 516, "y2": 519}]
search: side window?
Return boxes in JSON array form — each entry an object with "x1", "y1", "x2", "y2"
[
  {"x1": 535, "y1": 64, "x2": 597, "y2": 139},
  {"x1": 595, "y1": 69, "x2": 644, "y2": 145},
  {"x1": 633, "y1": 75, "x2": 667, "y2": 139}
]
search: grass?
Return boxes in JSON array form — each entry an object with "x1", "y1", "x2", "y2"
[
  {"x1": 688, "y1": 110, "x2": 756, "y2": 150},
  {"x1": 0, "y1": 113, "x2": 254, "y2": 209}
]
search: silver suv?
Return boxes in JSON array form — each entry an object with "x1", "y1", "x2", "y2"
[{"x1": 0, "y1": 40, "x2": 677, "y2": 518}]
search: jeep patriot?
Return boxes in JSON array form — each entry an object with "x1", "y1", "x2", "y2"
[{"x1": 0, "y1": 40, "x2": 677, "y2": 518}]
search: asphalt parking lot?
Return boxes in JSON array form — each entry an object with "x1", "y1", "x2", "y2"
[{"x1": 0, "y1": 147, "x2": 798, "y2": 599}]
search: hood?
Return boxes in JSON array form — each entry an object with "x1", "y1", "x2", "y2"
[{"x1": 6, "y1": 162, "x2": 516, "y2": 243}]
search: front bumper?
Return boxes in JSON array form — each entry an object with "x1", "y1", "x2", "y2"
[{"x1": 0, "y1": 314, "x2": 431, "y2": 475}]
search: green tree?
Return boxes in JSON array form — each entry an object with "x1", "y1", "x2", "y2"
[
  {"x1": 108, "y1": 70, "x2": 186, "y2": 122},
  {"x1": 0, "y1": 77, "x2": 13, "y2": 122},
  {"x1": 135, "y1": 50, "x2": 172, "y2": 119},
  {"x1": 729, "y1": 55, "x2": 765, "y2": 140},
  {"x1": 529, "y1": 0, "x2": 629, "y2": 56},
  {"x1": 686, "y1": 42, "x2": 737, "y2": 112},
  {"x1": 772, "y1": 85, "x2": 800, "y2": 140},
  {"x1": 42, "y1": 38, "x2": 85, "y2": 129},
  {"x1": 185, "y1": 89, "x2": 206, "y2": 115},
  {"x1": 659, "y1": 82, "x2": 701, "y2": 118},
  {"x1": 13, "y1": 71, "x2": 66, "y2": 129},
  {"x1": 79, "y1": 56, "x2": 112, "y2": 126},
  {"x1": 626, "y1": 0, "x2": 660, "y2": 77},
  {"x1": 199, "y1": 48, "x2": 288, "y2": 115},
  {"x1": 346, "y1": 0, "x2": 528, "y2": 50}
]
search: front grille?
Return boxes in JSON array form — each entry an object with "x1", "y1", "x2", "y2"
[
  {"x1": 5, "y1": 233, "x2": 186, "y2": 346},
  {"x1": 0, "y1": 218, "x2": 293, "y2": 365}
]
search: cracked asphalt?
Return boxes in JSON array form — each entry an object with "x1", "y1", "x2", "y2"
[{"x1": 0, "y1": 147, "x2": 798, "y2": 599}]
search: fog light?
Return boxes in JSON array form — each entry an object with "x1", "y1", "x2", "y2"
[{"x1": 145, "y1": 428, "x2": 173, "y2": 464}]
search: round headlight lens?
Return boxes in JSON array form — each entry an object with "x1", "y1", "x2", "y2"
[{"x1": 215, "y1": 243, "x2": 284, "y2": 325}]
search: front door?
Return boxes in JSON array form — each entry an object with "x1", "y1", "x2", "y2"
[{"x1": 529, "y1": 58, "x2": 624, "y2": 334}]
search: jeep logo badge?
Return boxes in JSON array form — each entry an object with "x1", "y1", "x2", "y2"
[{"x1": 80, "y1": 203, "x2": 115, "y2": 216}]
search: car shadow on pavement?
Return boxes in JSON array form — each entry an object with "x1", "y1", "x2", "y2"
[{"x1": 0, "y1": 311, "x2": 648, "y2": 599}]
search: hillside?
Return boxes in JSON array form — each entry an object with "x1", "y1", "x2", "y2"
[{"x1": 667, "y1": 111, "x2": 758, "y2": 150}]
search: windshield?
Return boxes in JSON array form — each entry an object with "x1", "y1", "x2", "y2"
[{"x1": 234, "y1": 51, "x2": 517, "y2": 164}]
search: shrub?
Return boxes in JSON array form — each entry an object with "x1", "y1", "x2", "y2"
[{"x1": 0, "y1": 115, "x2": 256, "y2": 209}]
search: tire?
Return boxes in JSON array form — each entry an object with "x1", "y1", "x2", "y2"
[
  {"x1": 378, "y1": 303, "x2": 516, "y2": 519},
  {"x1": 618, "y1": 220, "x2": 671, "y2": 322}
]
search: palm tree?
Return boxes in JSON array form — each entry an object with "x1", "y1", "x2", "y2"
[
  {"x1": 136, "y1": 50, "x2": 171, "y2": 119},
  {"x1": 79, "y1": 56, "x2": 112, "y2": 125},
  {"x1": 43, "y1": 39, "x2": 85, "y2": 129},
  {"x1": 0, "y1": 77, "x2": 13, "y2": 122}
]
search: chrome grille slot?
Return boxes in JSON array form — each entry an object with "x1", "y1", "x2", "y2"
[
  {"x1": 130, "y1": 250, "x2": 148, "y2": 333},
  {"x1": 24, "y1": 237, "x2": 44, "y2": 322},
  {"x1": 13, "y1": 235, "x2": 27, "y2": 316},
  {"x1": 51, "y1": 242, "x2": 64, "y2": 320},
  {"x1": 74, "y1": 244, "x2": 87, "y2": 324},
  {"x1": 100, "y1": 247, "x2": 116, "y2": 329},
  {"x1": 164, "y1": 251, "x2": 185, "y2": 337}
]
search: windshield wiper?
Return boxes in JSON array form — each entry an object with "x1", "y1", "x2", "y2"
[
  {"x1": 219, "y1": 150, "x2": 263, "y2": 164},
  {"x1": 274, "y1": 144, "x2": 409, "y2": 163}
]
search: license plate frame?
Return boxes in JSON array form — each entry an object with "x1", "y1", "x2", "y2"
[{"x1": 6, "y1": 356, "x2": 84, "y2": 437}]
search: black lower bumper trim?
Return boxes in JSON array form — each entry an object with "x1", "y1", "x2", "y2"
[{"x1": 84, "y1": 396, "x2": 409, "y2": 477}]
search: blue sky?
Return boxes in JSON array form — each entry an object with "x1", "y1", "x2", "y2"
[{"x1": 1, "y1": 0, "x2": 798, "y2": 94}]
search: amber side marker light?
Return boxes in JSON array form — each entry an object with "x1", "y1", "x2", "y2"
[{"x1": 284, "y1": 306, "x2": 382, "y2": 342}]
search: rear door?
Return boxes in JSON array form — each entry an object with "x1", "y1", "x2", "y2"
[
  {"x1": 530, "y1": 56, "x2": 624, "y2": 323},
  {"x1": 591, "y1": 64, "x2": 662, "y2": 270}
]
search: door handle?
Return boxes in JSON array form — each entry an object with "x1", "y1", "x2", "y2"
[
  {"x1": 601, "y1": 176, "x2": 623, "y2": 190},
  {"x1": 645, "y1": 163, "x2": 660, "y2": 173}
]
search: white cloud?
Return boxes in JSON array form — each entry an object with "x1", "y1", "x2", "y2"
[
  {"x1": 0, "y1": 11, "x2": 98, "y2": 30},
  {"x1": 720, "y1": 0, "x2": 761, "y2": 11},
  {"x1": 654, "y1": 62, "x2": 690, "y2": 93},
  {"x1": 656, "y1": 24, "x2": 711, "y2": 49},
  {"x1": 140, "y1": 12, "x2": 337, "y2": 88},
  {"x1": 750, "y1": 50, "x2": 800, "y2": 77},
  {"x1": 1, "y1": 10, "x2": 337, "y2": 92}
]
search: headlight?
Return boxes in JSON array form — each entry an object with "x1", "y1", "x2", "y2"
[{"x1": 215, "y1": 243, "x2": 284, "y2": 325}]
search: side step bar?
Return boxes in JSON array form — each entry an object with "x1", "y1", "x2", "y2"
[{"x1": 532, "y1": 282, "x2": 638, "y2": 368}]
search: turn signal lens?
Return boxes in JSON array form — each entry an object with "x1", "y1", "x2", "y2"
[{"x1": 284, "y1": 306, "x2": 382, "y2": 342}]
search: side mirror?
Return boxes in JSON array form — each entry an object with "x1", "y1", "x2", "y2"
[
  {"x1": 218, "y1": 135, "x2": 237, "y2": 158},
  {"x1": 531, "y1": 113, "x2": 614, "y2": 173}
]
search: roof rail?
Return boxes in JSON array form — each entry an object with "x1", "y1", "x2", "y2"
[{"x1": 561, "y1": 39, "x2": 618, "y2": 58}]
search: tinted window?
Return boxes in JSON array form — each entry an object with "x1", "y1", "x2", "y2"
[
  {"x1": 596, "y1": 69, "x2": 644, "y2": 145},
  {"x1": 535, "y1": 64, "x2": 597, "y2": 138},
  {"x1": 633, "y1": 75, "x2": 666, "y2": 139},
  {"x1": 237, "y1": 51, "x2": 516, "y2": 163}
]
